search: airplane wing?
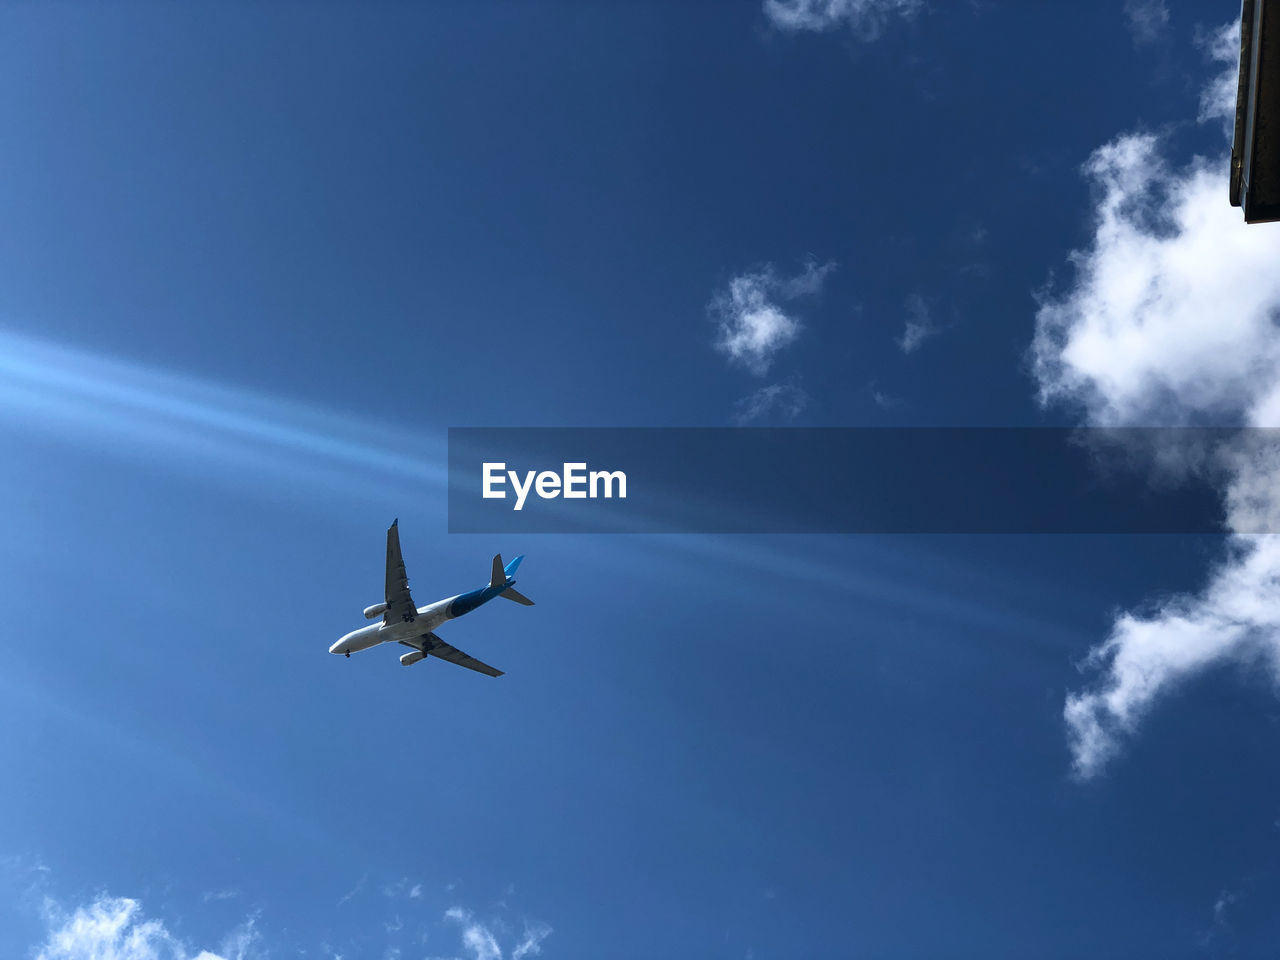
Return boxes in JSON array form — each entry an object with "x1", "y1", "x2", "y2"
[
  {"x1": 384, "y1": 519, "x2": 417, "y2": 625},
  {"x1": 399, "y1": 632, "x2": 504, "y2": 677},
  {"x1": 432, "y1": 639, "x2": 504, "y2": 677}
]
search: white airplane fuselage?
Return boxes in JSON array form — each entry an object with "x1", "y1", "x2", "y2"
[{"x1": 329, "y1": 594, "x2": 466, "y2": 656}]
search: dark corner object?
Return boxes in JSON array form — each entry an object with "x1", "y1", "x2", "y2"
[{"x1": 1232, "y1": 0, "x2": 1280, "y2": 222}]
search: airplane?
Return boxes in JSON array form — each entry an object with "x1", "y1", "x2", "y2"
[{"x1": 328, "y1": 519, "x2": 532, "y2": 676}]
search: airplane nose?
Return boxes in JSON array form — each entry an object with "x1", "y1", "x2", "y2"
[{"x1": 329, "y1": 639, "x2": 345, "y2": 655}]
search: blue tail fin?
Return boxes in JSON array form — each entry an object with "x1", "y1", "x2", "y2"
[{"x1": 504, "y1": 554, "x2": 524, "y2": 579}]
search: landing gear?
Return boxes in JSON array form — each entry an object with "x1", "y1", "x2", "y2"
[{"x1": 345, "y1": 652, "x2": 350, "y2": 658}]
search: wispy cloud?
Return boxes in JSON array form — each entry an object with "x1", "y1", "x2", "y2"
[
  {"x1": 1198, "y1": 21, "x2": 1241, "y2": 128},
  {"x1": 898, "y1": 294, "x2": 940, "y2": 354},
  {"x1": 868, "y1": 382, "x2": 903, "y2": 409},
  {"x1": 33, "y1": 894, "x2": 259, "y2": 960},
  {"x1": 2, "y1": 853, "x2": 52, "y2": 899},
  {"x1": 443, "y1": 907, "x2": 502, "y2": 960},
  {"x1": 440, "y1": 907, "x2": 553, "y2": 960},
  {"x1": 203, "y1": 889, "x2": 241, "y2": 903},
  {"x1": 511, "y1": 921, "x2": 553, "y2": 960},
  {"x1": 30, "y1": 876, "x2": 552, "y2": 960},
  {"x1": 1200, "y1": 887, "x2": 1241, "y2": 948},
  {"x1": 1213, "y1": 889, "x2": 1238, "y2": 926},
  {"x1": 710, "y1": 260, "x2": 834, "y2": 375},
  {"x1": 338, "y1": 874, "x2": 367, "y2": 906},
  {"x1": 383, "y1": 877, "x2": 424, "y2": 899},
  {"x1": 733, "y1": 381, "x2": 809, "y2": 425},
  {"x1": 219, "y1": 915, "x2": 261, "y2": 960},
  {"x1": 1033, "y1": 23, "x2": 1280, "y2": 778},
  {"x1": 1122, "y1": 0, "x2": 1168, "y2": 44},
  {"x1": 764, "y1": 0, "x2": 920, "y2": 35}
]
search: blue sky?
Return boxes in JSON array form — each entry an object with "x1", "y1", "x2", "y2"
[{"x1": 4, "y1": 1, "x2": 1280, "y2": 957}]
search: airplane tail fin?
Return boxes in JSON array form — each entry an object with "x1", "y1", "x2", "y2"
[{"x1": 491, "y1": 553, "x2": 530, "y2": 602}]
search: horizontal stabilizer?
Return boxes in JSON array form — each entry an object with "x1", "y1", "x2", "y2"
[
  {"x1": 500, "y1": 587, "x2": 534, "y2": 606},
  {"x1": 490, "y1": 553, "x2": 506, "y2": 589}
]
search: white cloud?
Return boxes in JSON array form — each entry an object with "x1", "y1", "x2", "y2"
[
  {"x1": 217, "y1": 916, "x2": 260, "y2": 960},
  {"x1": 33, "y1": 895, "x2": 251, "y2": 960},
  {"x1": 337, "y1": 874, "x2": 367, "y2": 905},
  {"x1": 1062, "y1": 537, "x2": 1280, "y2": 778},
  {"x1": 201, "y1": 890, "x2": 240, "y2": 903},
  {"x1": 382, "y1": 877, "x2": 424, "y2": 899},
  {"x1": 710, "y1": 260, "x2": 834, "y2": 375},
  {"x1": 511, "y1": 922, "x2": 552, "y2": 960},
  {"x1": 440, "y1": 907, "x2": 553, "y2": 960},
  {"x1": 1213, "y1": 889, "x2": 1238, "y2": 925},
  {"x1": 898, "y1": 294, "x2": 939, "y2": 354},
  {"x1": 29, "y1": 877, "x2": 549, "y2": 960},
  {"x1": 1198, "y1": 21, "x2": 1241, "y2": 128},
  {"x1": 764, "y1": 0, "x2": 920, "y2": 35},
  {"x1": 1123, "y1": 0, "x2": 1168, "y2": 44},
  {"x1": 1033, "y1": 134, "x2": 1280, "y2": 428},
  {"x1": 443, "y1": 908, "x2": 502, "y2": 960},
  {"x1": 866, "y1": 380, "x2": 903, "y2": 409},
  {"x1": 1033, "y1": 22, "x2": 1280, "y2": 779},
  {"x1": 733, "y1": 381, "x2": 809, "y2": 424}
]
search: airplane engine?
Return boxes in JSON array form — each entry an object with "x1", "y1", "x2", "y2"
[
  {"x1": 363, "y1": 602, "x2": 388, "y2": 619},
  {"x1": 400, "y1": 649, "x2": 427, "y2": 666}
]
